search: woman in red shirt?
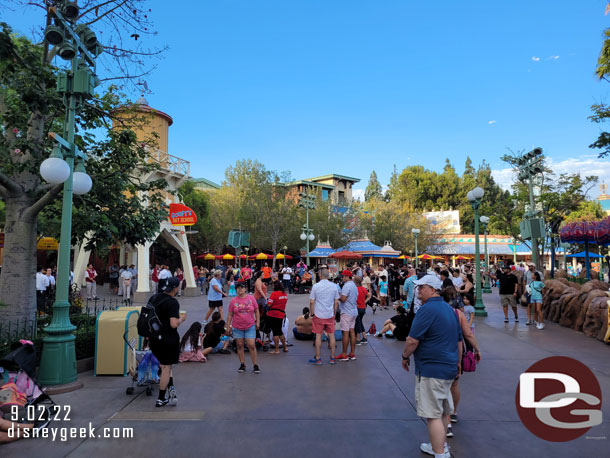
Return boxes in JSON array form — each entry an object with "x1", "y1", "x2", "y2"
[
  {"x1": 354, "y1": 276, "x2": 371, "y2": 344},
  {"x1": 266, "y1": 281, "x2": 288, "y2": 354}
]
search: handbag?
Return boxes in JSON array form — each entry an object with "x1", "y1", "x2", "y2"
[{"x1": 462, "y1": 350, "x2": 476, "y2": 372}]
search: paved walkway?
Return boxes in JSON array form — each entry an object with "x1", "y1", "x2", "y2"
[{"x1": 3, "y1": 289, "x2": 610, "y2": 457}]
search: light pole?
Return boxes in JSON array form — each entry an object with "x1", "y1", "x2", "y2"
[
  {"x1": 298, "y1": 192, "x2": 316, "y2": 266},
  {"x1": 282, "y1": 245, "x2": 288, "y2": 266},
  {"x1": 511, "y1": 237, "x2": 518, "y2": 265},
  {"x1": 480, "y1": 216, "x2": 492, "y2": 293},
  {"x1": 516, "y1": 148, "x2": 544, "y2": 270},
  {"x1": 38, "y1": 1, "x2": 100, "y2": 387},
  {"x1": 467, "y1": 187, "x2": 487, "y2": 317},
  {"x1": 412, "y1": 228, "x2": 420, "y2": 269}
]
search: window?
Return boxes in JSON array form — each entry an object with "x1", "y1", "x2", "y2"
[{"x1": 322, "y1": 189, "x2": 329, "y2": 201}]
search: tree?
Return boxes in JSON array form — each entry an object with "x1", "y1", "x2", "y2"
[
  {"x1": 364, "y1": 170, "x2": 383, "y2": 202},
  {"x1": 383, "y1": 165, "x2": 399, "y2": 202},
  {"x1": 0, "y1": 26, "x2": 167, "y2": 325},
  {"x1": 590, "y1": 25, "x2": 610, "y2": 157}
]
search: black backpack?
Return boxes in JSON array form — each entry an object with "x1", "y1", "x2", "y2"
[{"x1": 137, "y1": 295, "x2": 163, "y2": 339}]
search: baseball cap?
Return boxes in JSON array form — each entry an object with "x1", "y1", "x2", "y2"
[
  {"x1": 163, "y1": 277, "x2": 180, "y2": 291},
  {"x1": 413, "y1": 274, "x2": 442, "y2": 290},
  {"x1": 341, "y1": 270, "x2": 353, "y2": 277}
]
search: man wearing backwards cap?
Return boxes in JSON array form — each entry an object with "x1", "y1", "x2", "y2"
[
  {"x1": 336, "y1": 269, "x2": 359, "y2": 361},
  {"x1": 401, "y1": 274, "x2": 462, "y2": 458}
]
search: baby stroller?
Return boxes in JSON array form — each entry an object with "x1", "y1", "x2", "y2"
[
  {"x1": 123, "y1": 331, "x2": 159, "y2": 396},
  {"x1": 0, "y1": 341, "x2": 55, "y2": 427}
]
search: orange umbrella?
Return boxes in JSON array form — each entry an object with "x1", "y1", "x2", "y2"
[{"x1": 329, "y1": 250, "x2": 362, "y2": 260}]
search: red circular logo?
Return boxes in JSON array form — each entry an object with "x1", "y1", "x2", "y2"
[{"x1": 515, "y1": 356, "x2": 602, "y2": 442}]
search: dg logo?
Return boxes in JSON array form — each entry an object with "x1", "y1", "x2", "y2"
[{"x1": 516, "y1": 356, "x2": 603, "y2": 442}]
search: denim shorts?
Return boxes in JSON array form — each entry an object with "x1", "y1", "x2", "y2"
[{"x1": 233, "y1": 325, "x2": 256, "y2": 340}]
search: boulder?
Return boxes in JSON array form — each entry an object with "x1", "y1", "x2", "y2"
[
  {"x1": 550, "y1": 288, "x2": 579, "y2": 323},
  {"x1": 563, "y1": 289, "x2": 608, "y2": 330},
  {"x1": 542, "y1": 280, "x2": 568, "y2": 317},
  {"x1": 583, "y1": 295, "x2": 610, "y2": 341},
  {"x1": 580, "y1": 280, "x2": 609, "y2": 294}
]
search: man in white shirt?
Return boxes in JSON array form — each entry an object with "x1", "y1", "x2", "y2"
[
  {"x1": 158, "y1": 264, "x2": 172, "y2": 291},
  {"x1": 36, "y1": 267, "x2": 50, "y2": 314},
  {"x1": 337, "y1": 270, "x2": 359, "y2": 361},
  {"x1": 281, "y1": 265, "x2": 293, "y2": 294},
  {"x1": 45, "y1": 268, "x2": 56, "y2": 288},
  {"x1": 121, "y1": 268, "x2": 134, "y2": 299},
  {"x1": 308, "y1": 268, "x2": 339, "y2": 365}
]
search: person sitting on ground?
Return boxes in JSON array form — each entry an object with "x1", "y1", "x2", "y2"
[
  {"x1": 293, "y1": 307, "x2": 314, "y2": 340},
  {"x1": 179, "y1": 322, "x2": 207, "y2": 362},
  {"x1": 203, "y1": 311, "x2": 232, "y2": 354},
  {"x1": 376, "y1": 305, "x2": 410, "y2": 341}
]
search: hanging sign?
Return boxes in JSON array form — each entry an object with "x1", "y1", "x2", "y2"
[{"x1": 169, "y1": 203, "x2": 197, "y2": 226}]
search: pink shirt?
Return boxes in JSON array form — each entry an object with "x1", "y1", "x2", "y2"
[{"x1": 229, "y1": 295, "x2": 257, "y2": 330}]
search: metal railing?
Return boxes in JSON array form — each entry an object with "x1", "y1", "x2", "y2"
[{"x1": 148, "y1": 149, "x2": 190, "y2": 176}]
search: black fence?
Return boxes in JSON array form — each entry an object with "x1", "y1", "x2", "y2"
[{"x1": 0, "y1": 297, "x2": 126, "y2": 363}]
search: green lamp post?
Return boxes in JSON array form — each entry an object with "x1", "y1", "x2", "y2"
[
  {"x1": 412, "y1": 228, "x2": 420, "y2": 268},
  {"x1": 480, "y1": 215, "x2": 492, "y2": 293},
  {"x1": 467, "y1": 187, "x2": 487, "y2": 317},
  {"x1": 298, "y1": 192, "x2": 316, "y2": 266},
  {"x1": 38, "y1": 2, "x2": 101, "y2": 388}
]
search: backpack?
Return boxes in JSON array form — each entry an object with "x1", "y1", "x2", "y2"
[
  {"x1": 368, "y1": 322, "x2": 376, "y2": 335},
  {"x1": 137, "y1": 295, "x2": 163, "y2": 339}
]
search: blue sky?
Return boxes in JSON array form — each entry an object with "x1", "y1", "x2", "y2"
[{"x1": 4, "y1": 1, "x2": 610, "y2": 198}]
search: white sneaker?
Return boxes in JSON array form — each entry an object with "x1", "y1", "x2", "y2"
[
  {"x1": 538, "y1": 322, "x2": 545, "y2": 329},
  {"x1": 420, "y1": 442, "x2": 449, "y2": 455},
  {"x1": 168, "y1": 386, "x2": 177, "y2": 406}
]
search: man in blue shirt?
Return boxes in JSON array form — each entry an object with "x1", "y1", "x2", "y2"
[{"x1": 401, "y1": 274, "x2": 462, "y2": 458}]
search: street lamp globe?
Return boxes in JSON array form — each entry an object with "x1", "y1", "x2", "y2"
[
  {"x1": 300, "y1": 233, "x2": 307, "y2": 241},
  {"x1": 480, "y1": 215, "x2": 490, "y2": 224},
  {"x1": 472, "y1": 187, "x2": 485, "y2": 199},
  {"x1": 412, "y1": 228, "x2": 420, "y2": 234},
  {"x1": 308, "y1": 233, "x2": 315, "y2": 241},
  {"x1": 73, "y1": 171, "x2": 92, "y2": 195},
  {"x1": 40, "y1": 157, "x2": 70, "y2": 184},
  {"x1": 466, "y1": 191, "x2": 475, "y2": 202}
]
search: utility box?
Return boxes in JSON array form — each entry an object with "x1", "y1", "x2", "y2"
[
  {"x1": 94, "y1": 308, "x2": 140, "y2": 376},
  {"x1": 520, "y1": 218, "x2": 546, "y2": 240}
]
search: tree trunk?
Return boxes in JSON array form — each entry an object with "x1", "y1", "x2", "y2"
[{"x1": 0, "y1": 195, "x2": 38, "y2": 330}]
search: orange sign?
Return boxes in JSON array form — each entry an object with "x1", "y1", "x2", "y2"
[{"x1": 169, "y1": 203, "x2": 197, "y2": 226}]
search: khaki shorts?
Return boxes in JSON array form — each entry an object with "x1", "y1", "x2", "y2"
[
  {"x1": 415, "y1": 375, "x2": 454, "y2": 419},
  {"x1": 339, "y1": 314, "x2": 356, "y2": 331},
  {"x1": 500, "y1": 294, "x2": 517, "y2": 308}
]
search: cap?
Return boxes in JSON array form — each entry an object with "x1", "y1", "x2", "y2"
[
  {"x1": 163, "y1": 277, "x2": 180, "y2": 291},
  {"x1": 413, "y1": 274, "x2": 442, "y2": 290},
  {"x1": 341, "y1": 270, "x2": 353, "y2": 277}
]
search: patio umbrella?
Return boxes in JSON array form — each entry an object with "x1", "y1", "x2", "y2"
[
  {"x1": 398, "y1": 255, "x2": 411, "y2": 259},
  {"x1": 276, "y1": 253, "x2": 293, "y2": 260},
  {"x1": 329, "y1": 250, "x2": 362, "y2": 260},
  {"x1": 197, "y1": 253, "x2": 216, "y2": 261},
  {"x1": 454, "y1": 255, "x2": 472, "y2": 260},
  {"x1": 418, "y1": 254, "x2": 436, "y2": 260},
  {"x1": 250, "y1": 253, "x2": 273, "y2": 260},
  {"x1": 216, "y1": 254, "x2": 235, "y2": 260}
]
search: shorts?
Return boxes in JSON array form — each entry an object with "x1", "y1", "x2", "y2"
[
  {"x1": 380, "y1": 293, "x2": 387, "y2": 297},
  {"x1": 415, "y1": 375, "x2": 454, "y2": 419},
  {"x1": 312, "y1": 316, "x2": 335, "y2": 335},
  {"x1": 500, "y1": 294, "x2": 517, "y2": 308},
  {"x1": 150, "y1": 337, "x2": 180, "y2": 366},
  {"x1": 339, "y1": 314, "x2": 356, "y2": 331},
  {"x1": 266, "y1": 316, "x2": 284, "y2": 336},
  {"x1": 209, "y1": 300, "x2": 223, "y2": 309},
  {"x1": 233, "y1": 325, "x2": 256, "y2": 340}
]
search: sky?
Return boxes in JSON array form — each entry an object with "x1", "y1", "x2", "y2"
[{"x1": 4, "y1": 0, "x2": 610, "y2": 200}]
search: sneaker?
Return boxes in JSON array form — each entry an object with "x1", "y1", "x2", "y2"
[
  {"x1": 420, "y1": 442, "x2": 449, "y2": 455},
  {"x1": 329, "y1": 357, "x2": 336, "y2": 365},
  {"x1": 202, "y1": 320, "x2": 208, "y2": 325},
  {"x1": 376, "y1": 333, "x2": 383, "y2": 338},
  {"x1": 446, "y1": 424, "x2": 454, "y2": 438},
  {"x1": 361, "y1": 338, "x2": 368, "y2": 344},
  {"x1": 348, "y1": 353, "x2": 356, "y2": 361},
  {"x1": 168, "y1": 386, "x2": 177, "y2": 406},
  {"x1": 504, "y1": 318, "x2": 509, "y2": 323},
  {"x1": 217, "y1": 349, "x2": 231, "y2": 355},
  {"x1": 335, "y1": 353, "x2": 349, "y2": 361},
  {"x1": 237, "y1": 363, "x2": 246, "y2": 373},
  {"x1": 450, "y1": 414, "x2": 458, "y2": 423},
  {"x1": 356, "y1": 340, "x2": 362, "y2": 346},
  {"x1": 155, "y1": 397, "x2": 169, "y2": 407},
  {"x1": 539, "y1": 322, "x2": 545, "y2": 329},
  {"x1": 253, "y1": 365, "x2": 261, "y2": 374},
  {"x1": 308, "y1": 357, "x2": 322, "y2": 365},
  {"x1": 514, "y1": 316, "x2": 519, "y2": 322},
  {"x1": 526, "y1": 320, "x2": 532, "y2": 325}
]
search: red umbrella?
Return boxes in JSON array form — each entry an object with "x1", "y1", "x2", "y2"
[{"x1": 329, "y1": 250, "x2": 362, "y2": 260}]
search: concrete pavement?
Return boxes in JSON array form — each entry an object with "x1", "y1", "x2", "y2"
[{"x1": 2, "y1": 288, "x2": 610, "y2": 458}]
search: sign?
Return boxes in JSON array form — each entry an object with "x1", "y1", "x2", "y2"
[
  {"x1": 169, "y1": 203, "x2": 197, "y2": 226},
  {"x1": 37, "y1": 237, "x2": 59, "y2": 250},
  {"x1": 516, "y1": 356, "x2": 602, "y2": 442},
  {"x1": 423, "y1": 210, "x2": 461, "y2": 234},
  {"x1": 228, "y1": 230, "x2": 250, "y2": 248}
]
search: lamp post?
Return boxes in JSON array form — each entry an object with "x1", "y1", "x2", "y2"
[
  {"x1": 298, "y1": 192, "x2": 316, "y2": 266},
  {"x1": 412, "y1": 228, "x2": 420, "y2": 268},
  {"x1": 467, "y1": 187, "x2": 487, "y2": 317},
  {"x1": 282, "y1": 245, "x2": 288, "y2": 266},
  {"x1": 511, "y1": 237, "x2": 518, "y2": 265},
  {"x1": 480, "y1": 216, "x2": 492, "y2": 293},
  {"x1": 38, "y1": 2, "x2": 99, "y2": 388}
]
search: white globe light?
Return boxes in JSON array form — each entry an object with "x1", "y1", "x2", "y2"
[
  {"x1": 300, "y1": 233, "x2": 307, "y2": 240},
  {"x1": 40, "y1": 157, "x2": 70, "y2": 184},
  {"x1": 480, "y1": 215, "x2": 490, "y2": 224},
  {"x1": 466, "y1": 191, "x2": 475, "y2": 202},
  {"x1": 472, "y1": 187, "x2": 485, "y2": 199},
  {"x1": 73, "y1": 171, "x2": 92, "y2": 195},
  {"x1": 308, "y1": 234, "x2": 315, "y2": 241}
]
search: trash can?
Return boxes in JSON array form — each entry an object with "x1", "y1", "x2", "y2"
[{"x1": 94, "y1": 308, "x2": 140, "y2": 376}]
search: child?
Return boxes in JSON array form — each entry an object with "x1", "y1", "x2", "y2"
[
  {"x1": 379, "y1": 275, "x2": 388, "y2": 309},
  {"x1": 179, "y1": 322, "x2": 206, "y2": 362},
  {"x1": 228, "y1": 274, "x2": 236, "y2": 297},
  {"x1": 530, "y1": 272, "x2": 546, "y2": 330},
  {"x1": 462, "y1": 294, "x2": 475, "y2": 334}
]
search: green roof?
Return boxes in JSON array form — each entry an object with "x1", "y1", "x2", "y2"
[
  {"x1": 191, "y1": 177, "x2": 221, "y2": 189},
  {"x1": 306, "y1": 174, "x2": 361, "y2": 184},
  {"x1": 285, "y1": 180, "x2": 335, "y2": 190}
]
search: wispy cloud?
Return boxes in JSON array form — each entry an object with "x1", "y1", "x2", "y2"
[
  {"x1": 547, "y1": 55, "x2": 560, "y2": 60},
  {"x1": 488, "y1": 120, "x2": 497, "y2": 125},
  {"x1": 531, "y1": 56, "x2": 540, "y2": 62}
]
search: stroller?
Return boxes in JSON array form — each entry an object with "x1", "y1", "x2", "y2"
[
  {"x1": 123, "y1": 331, "x2": 159, "y2": 396},
  {"x1": 0, "y1": 341, "x2": 55, "y2": 427}
]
